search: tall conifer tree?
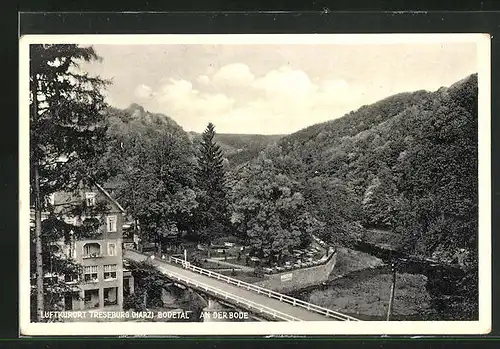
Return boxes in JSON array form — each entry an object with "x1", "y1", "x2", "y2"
[
  {"x1": 195, "y1": 123, "x2": 229, "y2": 240},
  {"x1": 30, "y1": 44, "x2": 109, "y2": 320}
]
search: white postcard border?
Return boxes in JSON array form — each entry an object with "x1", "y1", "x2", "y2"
[{"x1": 19, "y1": 33, "x2": 491, "y2": 336}]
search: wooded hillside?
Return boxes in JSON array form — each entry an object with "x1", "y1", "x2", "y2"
[{"x1": 236, "y1": 74, "x2": 478, "y2": 268}]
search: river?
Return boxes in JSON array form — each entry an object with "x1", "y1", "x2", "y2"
[{"x1": 288, "y1": 243, "x2": 472, "y2": 321}]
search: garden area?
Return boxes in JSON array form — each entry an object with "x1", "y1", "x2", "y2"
[{"x1": 165, "y1": 235, "x2": 334, "y2": 277}]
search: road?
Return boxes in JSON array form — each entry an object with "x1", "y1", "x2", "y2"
[{"x1": 125, "y1": 250, "x2": 335, "y2": 321}]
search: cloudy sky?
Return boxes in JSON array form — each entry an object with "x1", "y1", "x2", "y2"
[{"x1": 80, "y1": 42, "x2": 477, "y2": 135}]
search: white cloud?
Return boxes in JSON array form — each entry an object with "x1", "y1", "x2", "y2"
[
  {"x1": 313, "y1": 79, "x2": 364, "y2": 107},
  {"x1": 135, "y1": 66, "x2": 372, "y2": 134},
  {"x1": 149, "y1": 78, "x2": 234, "y2": 119},
  {"x1": 207, "y1": 68, "x2": 371, "y2": 134},
  {"x1": 197, "y1": 75, "x2": 210, "y2": 85},
  {"x1": 212, "y1": 63, "x2": 255, "y2": 87},
  {"x1": 134, "y1": 84, "x2": 153, "y2": 99},
  {"x1": 253, "y1": 66, "x2": 316, "y2": 99},
  {"x1": 158, "y1": 79, "x2": 198, "y2": 100}
]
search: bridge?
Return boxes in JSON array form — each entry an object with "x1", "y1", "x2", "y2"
[{"x1": 124, "y1": 249, "x2": 360, "y2": 322}]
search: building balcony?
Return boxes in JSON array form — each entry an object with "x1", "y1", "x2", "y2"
[{"x1": 82, "y1": 253, "x2": 103, "y2": 259}]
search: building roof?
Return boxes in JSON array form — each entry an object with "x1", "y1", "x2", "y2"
[{"x1": 95, "y1": 183, "x2": 126, "y2": 214}]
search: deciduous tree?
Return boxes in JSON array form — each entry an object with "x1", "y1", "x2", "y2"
[{"x1": 232, "y1": 146, "x2": 320, "y2": 263}]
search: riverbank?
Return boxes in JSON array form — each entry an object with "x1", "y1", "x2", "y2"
[
  {"x1": 291, "y1": 247, "x2": 433, "y2": 320},
  {"x1": 305, "y1": 272, "x2": 431, "y2": 320}
]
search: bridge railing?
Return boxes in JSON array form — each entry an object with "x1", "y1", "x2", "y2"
[
  {"x1": 169, "y1": 256, "x2": 360, "y2": 321},
  {"x1": 125, "y1": 251, "x2": 302, "y2": 322}
]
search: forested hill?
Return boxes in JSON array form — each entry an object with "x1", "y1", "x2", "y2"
[
  {"x1": 107, "y1": 103, "x2": 187, "y2": 137},
  {"x1": 189, "y1": 132, "x2": 284, "y2": 168},
  {"x1": 236, "y1": 73, "x2": 478, "y2": 268},
  {"x1": 101, "y1": 102, "x2": 197, "y2": 192},
  {"x1": 189, "y1": 132, "x2": 283, "y2": 168}
]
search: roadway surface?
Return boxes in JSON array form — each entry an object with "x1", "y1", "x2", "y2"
[{"x1": 125, "y1": 250, "x2": 335, "y2": 321}]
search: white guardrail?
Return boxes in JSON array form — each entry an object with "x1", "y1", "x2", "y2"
[{"x1": 168, "y1": 256, "x2": 360, "y2": 321}]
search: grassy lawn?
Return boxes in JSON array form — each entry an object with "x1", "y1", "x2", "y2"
[
  {"x1": 214, "y1": 256, "x2": 252, "y2": 267},
  {"x1": 307, "y1": 272, "x2": 432, "y2": 320},
  {"x1": 195, "y1": 260, "x2": 236, "y2": 270}
]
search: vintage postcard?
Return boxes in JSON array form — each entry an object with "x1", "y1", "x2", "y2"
[{"x1": 19, "y1": 33, "x2": 491, "y2": 336}]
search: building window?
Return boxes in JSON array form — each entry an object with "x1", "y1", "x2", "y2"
[
  {"x1": 48, "y1": 193, "x2": 55, "y2": 206},
  {"x1": 83, "y1": 242, "x2": 101, "y2": 258},
  {"x1": 83, "y1": 265, "x2": 99, "y2": 282},
  {"x1": 68, "y1": 242, "x2": 76, "y2": 259},
  {"x1": 104, "y1": 287, "x2": 118, "y2": 307},
  {"x1": 107, "y1": 216, "x2": 117, "y2": 232},
  {"x1": 84, "y1": 289, "x2": 100, "y2": 309},
  {"x1": 104, "y1": 264, "x2": 117, "y2": 280},
  {"x1": 85, "y1": 192, "x2": 96, "y2": 207},
  {"x1": 64, "y1": 273, "x2": 79, "y2": 283},
  {"x1": 108, "y1": 243, "x2": 116, "y2": 256}
]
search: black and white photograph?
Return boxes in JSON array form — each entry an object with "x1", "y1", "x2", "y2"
[{"x1": 19, "y1": 34, "x2": 491, "y2": 336}]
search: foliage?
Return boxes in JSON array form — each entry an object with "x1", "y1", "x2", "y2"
[
  {"x1": 190, "y1": 132, "x2": 283, "y2": 168},
  {"x1": 231, "y1": 145, "x2": 321, "y2": 263},
  {"x1": 30, "y1": 44, "x2": 111, "y2": 198},
  {"x1": 269, "y1": 74, "x2": 478, "y2": 268},
  {"x1": 124, "y1": 260, "x2": 172, "y2": 310},
  {"x1": 30, "y1": 217, "x2": 83, "y2": 321},
  {"x1": 194, "y1": 123, "x2": 230, "y2": 241},
  {"x1": 29, "y1": 44, "x2": 110, "y2": 319},
  {"x1": 239, "y1": 74, "x2": 478, "y2": 319},
  {"x1": 104, "y1": 104, "x2": 199, "y2": 250},
  {"x1": 304, "y1": 175, "x2": 364, "y2": 246}
]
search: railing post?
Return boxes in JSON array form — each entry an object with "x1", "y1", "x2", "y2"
[{"x1": 293, "y1": 299, "x2": 296, "y2": 306}]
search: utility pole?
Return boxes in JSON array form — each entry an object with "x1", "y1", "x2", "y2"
[{"x1": 386, "y1": 263, "x2": 397, "y2": 321}]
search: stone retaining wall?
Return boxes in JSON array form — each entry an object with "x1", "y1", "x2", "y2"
[{"x1": 253, "y1": 251, "x2": 337, "y2": 293}]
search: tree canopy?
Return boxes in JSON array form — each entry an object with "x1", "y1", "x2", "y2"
[
  {"x1": 29, "y1": 44, "x2": 110, "y2": 320},
  {"x1": 103, "y1": 104, "x2": 199, "y2": 250}
]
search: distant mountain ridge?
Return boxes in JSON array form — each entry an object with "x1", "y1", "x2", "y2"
[
  {"x1": 189, "y1": 131, "x2": 284, "y2": 168},
  {"x1": 105, "y1": 103, "x2": 285, "y2": 171}
]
